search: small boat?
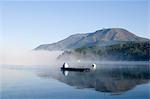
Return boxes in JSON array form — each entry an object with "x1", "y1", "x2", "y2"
[
  {"x1": 61, "y1": 67, "x2": 90, "y2": 72},
  {"x1": 61, "y1": 63, "x2": 96, "y2": 72}
]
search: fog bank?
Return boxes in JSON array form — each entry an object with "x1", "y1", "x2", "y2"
[{"x1": 0, "y1": 49, "x2": 62, "y2": 66}]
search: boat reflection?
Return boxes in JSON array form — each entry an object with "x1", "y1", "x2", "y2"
[
  {"x1": 37, "y1": 64, "x2": 150, "y2": 95},
  {"x1": 62, "y1": 70, "x2": 69, "y2": 76},
  {"x1": 61, "y1": 69, "x2": 90, "y2": 76}
]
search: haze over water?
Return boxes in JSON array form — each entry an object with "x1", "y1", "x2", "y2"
[
  {"x1": 1, "y1": 61, "x2": 150, "y2": 99},
  {"x1": 1, "y1": 1, "x2": 149, "y2": 99}
]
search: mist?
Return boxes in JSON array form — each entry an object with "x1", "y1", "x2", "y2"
[{"x1": 0, "y1": 49, "x2": 62, "y2": 66}]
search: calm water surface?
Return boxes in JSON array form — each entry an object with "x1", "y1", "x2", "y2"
[{"x1": 1, "y1": 62, "x2": 150, "y2": 99}]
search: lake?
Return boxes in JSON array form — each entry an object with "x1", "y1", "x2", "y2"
[{"x1": 0, "y1": 61, "x2": 150, "y2": 99}]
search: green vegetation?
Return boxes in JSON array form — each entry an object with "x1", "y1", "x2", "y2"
[
  {"x1": 74, "y1": 41, "x2": 150, "y2": 61},
  {"x1": 59, "y1": 41, "x2": 150, "y2": 61}
]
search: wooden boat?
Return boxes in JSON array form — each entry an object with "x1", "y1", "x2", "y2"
[
  {"x1": 61, "y1": 63, "x2": 96, "y2": 72},
  {"x1": 61, "y1": 67, "x2": 90, "y2": 72}
]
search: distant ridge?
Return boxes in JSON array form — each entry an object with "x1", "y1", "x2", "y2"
[{"x1": 35, "y1": 28, "x2": 149, "y2": 51}]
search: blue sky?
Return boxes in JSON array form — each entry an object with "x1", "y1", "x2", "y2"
[{"x1": 1, "y1": 0, "x2": 149, "y2": 49}]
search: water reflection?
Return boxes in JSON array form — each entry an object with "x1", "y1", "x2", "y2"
[{"x1": 37, "y1": 63, "x2": 150, "y2": 95}]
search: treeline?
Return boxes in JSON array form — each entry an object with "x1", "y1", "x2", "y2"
[{"x1": 73, "y1": 41, "x2": 150, "y2": 61}]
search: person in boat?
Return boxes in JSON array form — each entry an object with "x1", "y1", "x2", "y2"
[
  {"x1": 62, "y1": 62, "x2": 69, "y2": 68},
  {"x1": 61, "y1": 62, "x2": 96, "y2": 71}
]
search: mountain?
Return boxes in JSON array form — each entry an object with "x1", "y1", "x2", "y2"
[
  {"x1": 35, "y1": 34, "x2": 88, "y2": 50},
  {"x1": 35, "y1": 28, "x2": 149, "y2": 51}
]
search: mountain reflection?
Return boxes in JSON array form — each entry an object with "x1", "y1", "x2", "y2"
[{"x1": 37, "y1": 63, "x2": 150, "y2": 95}]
